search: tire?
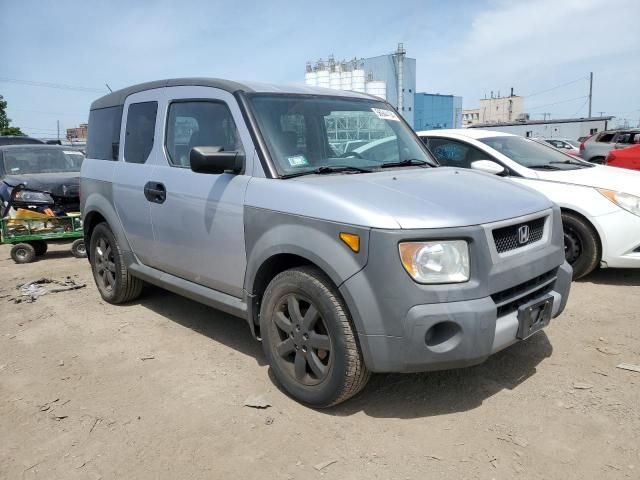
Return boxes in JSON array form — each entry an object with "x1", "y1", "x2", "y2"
[
  {"x1": 10, "y1": 243, "x2": 36, "y2": 264},
  {"x1": 562, "y1": 212, "x2": 600, "y2": 279},
  {"x1": 259, "y1": 266, "x2": 370, "y2": 408},
  {"x1": 29, "y1": 240, "x2": 48, "y2": 257},
  {"x1": 89, "y1": 222, "x2": 143, "y2": 304},
  {"x1": 70, "y1": 239, "x2": 87, "y2": 258},
  {"x1": 590, "y1": 156, "x2": 605, "y2": 164}
]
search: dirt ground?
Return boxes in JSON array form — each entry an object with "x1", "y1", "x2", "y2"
[{"x1": 0, "y1": 243, "x2": 639, "y2": 480}]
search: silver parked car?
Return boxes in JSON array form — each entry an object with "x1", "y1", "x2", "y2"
[
  {"x1": 580, "y1": 129, "x2": 640, "y2": 163},
  {"x1": 81, "y1": 78, "x2": 572, "y2": 407}
]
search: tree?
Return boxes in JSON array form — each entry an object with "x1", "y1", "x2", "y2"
[{"x1": 0, "y1": 95, "x2": 24, "y2": 135}]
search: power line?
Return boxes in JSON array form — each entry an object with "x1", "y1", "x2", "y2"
[
  {"x1": 569, "y1": 98, "x2": 590, "y2": 118},
  {"x1": 527, "y1": 95, "x2": 588, "y2": 111},
  {"x1": 0, "y1": 77, "x2": 106, "y2": 93},
  {"x1": 524, "y1": 76, "x2": 589, "y2": 98}
]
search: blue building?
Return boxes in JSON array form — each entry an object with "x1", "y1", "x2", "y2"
[
  {"x1": 414, "y1": 93, "x2": 463, "y2": 131},
  {"x1": 361, "y1": 53, "x2": 416, "y2": 127}
]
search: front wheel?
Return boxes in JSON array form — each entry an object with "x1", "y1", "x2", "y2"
[
  {"x1": 562, "y1": 212, "x2": 600, "y2": 279},
  {"x1": 89, "y1": 223, "x2": 143, "y2": 304},
  {"x1": 10, "y1": 243, "x2": 36, "y2": 264},
  {"x1": 259, "y1": 266, "x2": 370, "y2": 408}
]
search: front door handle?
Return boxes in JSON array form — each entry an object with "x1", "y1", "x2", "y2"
[{"x1": 144, "y1": 181, "x2": 166, "y2": 204}]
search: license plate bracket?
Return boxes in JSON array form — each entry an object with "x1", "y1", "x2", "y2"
[{"x1": 517, "y1": 295, "x2": 553, "y2": 340}]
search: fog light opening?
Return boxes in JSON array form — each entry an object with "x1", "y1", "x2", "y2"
[{"x1": 425, "y1": 321, "x2": 462, "y2": 352}]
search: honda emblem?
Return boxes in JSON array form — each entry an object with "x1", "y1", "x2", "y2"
[{"x1": 518, "y1": 225, "x2": 530, "y2": 244}]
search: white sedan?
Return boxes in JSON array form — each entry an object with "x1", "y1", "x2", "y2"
[{"x1": 417, "y1": 129, "x2": 640, "y2": 278}]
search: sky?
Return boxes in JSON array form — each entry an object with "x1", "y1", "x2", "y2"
[{"x1": 1, "y1": 0, "x2": 639, "y2": 138}]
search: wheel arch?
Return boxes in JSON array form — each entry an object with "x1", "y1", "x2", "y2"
[
  {"x1": 560, "y1": 207, "x2": 603, "y2": 262},
  {"x1": 246, "y1": 251, "x2": 344, "y2": 339}
]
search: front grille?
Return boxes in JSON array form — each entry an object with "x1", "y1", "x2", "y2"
[
  {"x1": 492, "y1": 216, "x2": 546, "y2": 253},
  {"x1": 491, "y1": 268, "x2": 557, "y2": 317}
]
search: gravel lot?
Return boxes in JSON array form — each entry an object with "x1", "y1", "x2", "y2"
[{"x1": 1, "y1": 243, "x2": 639, "y2": 479}]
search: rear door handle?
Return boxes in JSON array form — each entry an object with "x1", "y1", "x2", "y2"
[{"x1": 144, "y1": 181, "x2": 166, "y2": 204}]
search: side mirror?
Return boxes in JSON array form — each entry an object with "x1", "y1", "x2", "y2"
[
  {"x1": 471, "y1": 160, "x2": 505, "y2": 175},
  {"x1": 190, "y1": 146, "x2": 244, "y2": 174}
]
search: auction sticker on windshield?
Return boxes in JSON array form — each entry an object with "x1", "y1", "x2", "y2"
[
  {"x1": 287, "y1": 155, "x2": 309, "y2": 167},
  {"x1": 372, "y1": 108, "x2": 400, "y2": 121}
]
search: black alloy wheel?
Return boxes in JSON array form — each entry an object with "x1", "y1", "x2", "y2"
[
  {"x1": 94, "y1": 236, "x2": 116, "y2": 293},
  {"x1": 270, "y1": 293, "x2": 333, "y2": 386}
]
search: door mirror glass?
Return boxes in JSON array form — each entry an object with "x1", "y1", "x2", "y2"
[
  {"x1": 190, "y1": 146, "x2": 243, "y2": 174},
  {"x1": 471, "y1": 159, "x2": 505, "y2": 175}
]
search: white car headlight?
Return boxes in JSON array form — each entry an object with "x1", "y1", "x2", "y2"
[
  {"x1": 399, "y1": 240, "x2": 470, "y2": 284},
  {"x1": 13, "y1": 190, "x2": 54, "y2": 204},
  {"x1": 598, "y1": 189, "x2": 640, "y2": 217}
]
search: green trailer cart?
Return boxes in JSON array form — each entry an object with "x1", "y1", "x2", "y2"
[{"x1": 0, "y1": 214, "x2": 86, "y2": 264}]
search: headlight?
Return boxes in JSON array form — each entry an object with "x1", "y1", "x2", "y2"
[
  {"x1": 13, "y1": 190, "x2": 54, "y2": 204},
  {"x1": 597, "y1": 189, "x2": 640, "y2": 217},
  {"x1": 399, "y1": 240, "x2": 470, "y2": 284}
]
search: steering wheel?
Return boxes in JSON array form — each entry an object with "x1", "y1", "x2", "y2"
[{"x1": 339, "y1": 150, "x2": 364, "y2": 159}]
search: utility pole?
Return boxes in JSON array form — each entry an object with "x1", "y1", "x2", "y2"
[
  {"x1": 395, "y1": 43, "x2": 406, "y2": 114},
  {"x1": 57, "y1": 120, "x2": 60, "y2": 141},
  {"x1": 588, "y1": 72, "x2": 593, "y2": 118}
]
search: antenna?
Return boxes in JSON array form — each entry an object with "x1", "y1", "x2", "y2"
[{"x1": 105, "y1": 83, "x2": 113, "y2": 93}]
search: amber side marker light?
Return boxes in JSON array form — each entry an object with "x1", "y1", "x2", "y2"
[{"x1": 339, "y1": 232, "x2": 360, "y2": 253}]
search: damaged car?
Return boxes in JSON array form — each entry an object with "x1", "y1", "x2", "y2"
[{"x1": 0, "y1": 144, "x2": 84, "y2": 217}]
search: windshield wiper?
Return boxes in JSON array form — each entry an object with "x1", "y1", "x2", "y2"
[
  {"x1": 527, "y1": 164, "x2": 562, "y2": 170},
  {"x1": 548, "y1": 160, "x2": 592, "y2": 167},
  {"x1": 380, "y1": 158, "x2": 430, "y2": 168},
  {"x1": 280, "y1": 165, "x2": 374, "y2": 179}
]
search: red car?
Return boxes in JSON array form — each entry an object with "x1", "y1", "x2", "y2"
[{"x1": 606, "y1": 144, "x2": 640, "y2": 171}]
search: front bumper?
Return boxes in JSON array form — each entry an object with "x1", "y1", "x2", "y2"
[
  {"x1": 594, "y1": 208, "x2": 640, "y2": 269},
  {"x1": 344, "y1": 262, "x2": 572, "y2": 373}
]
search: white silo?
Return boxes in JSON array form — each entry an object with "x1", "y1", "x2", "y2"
[
  {"x1": 366, "y1": 80, "x2": 387, "y2": 100},
  {"x1": 305, "y1": 71, "x2": 318, "y2": 86},
  {"x1": 352, "y1": 68, "x2": 365, "y2": 92},
  {"x1": 329, "y1": 71, "x2": 342, "y2": 90},
  {"x1": 316, "y1": 69, "x2": 330, "y2": 89},
  {"x1": 340, "y1": 70, "x2": 352, "y2": 90}
]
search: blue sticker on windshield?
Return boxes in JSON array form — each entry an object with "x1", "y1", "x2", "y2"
[{"x1": 287, "y1": 155, "x2": 309, "y2": 167}]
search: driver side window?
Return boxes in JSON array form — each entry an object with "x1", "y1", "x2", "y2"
[
  {"x1": 165, "y1": 101, "x2": 242, "y2": 168},
  {"x1": 428, "y1": 138, "x2": 487, "y2": 169}
]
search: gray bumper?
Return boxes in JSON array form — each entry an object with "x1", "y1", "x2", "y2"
[{"x1": 340, "y1": 261, "x2": 572, "y2": 373}]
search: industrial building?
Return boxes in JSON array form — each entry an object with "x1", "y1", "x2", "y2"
[
  {"x1": 66, "y1": 123, "x2": 87, "y2": 141},
  {"x1": 467, "y1": 116, "x2": 613, "y2": 140},
  {"x1": 304, "y1": 44, "x2": 416, "y2": 126},
  {"x1": 462, "y1": 90, "x2": 524, "y2": 126},
  {"x1": 414, "y1": 93, "x2": 463, "y2": 130}
]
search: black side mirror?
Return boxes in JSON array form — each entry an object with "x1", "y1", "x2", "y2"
[{"x1": 190, "y1": 146, "x2": 244, "y2": 174}]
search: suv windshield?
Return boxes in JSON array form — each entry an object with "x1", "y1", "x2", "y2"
[
  {"x1": 247, "y1": 94, "x2": 435, "y2": 177},
  {"x1": 481, "y1": 136, "x2": 592, "y2": 170},
  {"x1": 2, "y1": 147, "x2": 84, "y2": 175}
]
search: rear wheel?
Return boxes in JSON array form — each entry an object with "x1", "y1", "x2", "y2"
[
  {"x1": 10, "y1": 243, "x2": 36, "y2": 264},
  {"x1": 70, "y1": 239, "x2": 87, "y2": 258},
  {"x1": 29, "y1": 240, "x2": 48, "y2": 257},
  {"x1": 89, "y1": 223, "x2": 143, "y2": 304},
  {"x1": 562, "y1": 212, "x2": 600, "y2": 279},
  {"x1": 590, "y1": 156, "x2": 605, "y2": 164},
  {"x1": 260, "y1": 266, "x2": 370, "y2": 408}
]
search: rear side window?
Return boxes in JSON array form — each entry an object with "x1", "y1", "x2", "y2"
[
  {"x1": 124, "y1": 102, "x2": 158, "y2": 164},
  {"x1": 428, "y1": 138, "x2": 488, "y2": 169},
  {"x1": 165, "y1": 101, "x2": 242, "y2": 168},
  {"x1": 87, "y1": 106, "x2": 123, "y2": 160},
  {"x1": 596, "y1": 133, "x2": 615, "y2": 143}
]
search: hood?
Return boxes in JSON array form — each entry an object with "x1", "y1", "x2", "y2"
[
  {"x1": 246, "y1": 168, "x2": 553, "y2": 229},
  {"x1": 3, "y1": 172, "x2": 80, "y2": 198},
  {"x1": 535, "y1": 165, "x2": 640, "y2": 196}
]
